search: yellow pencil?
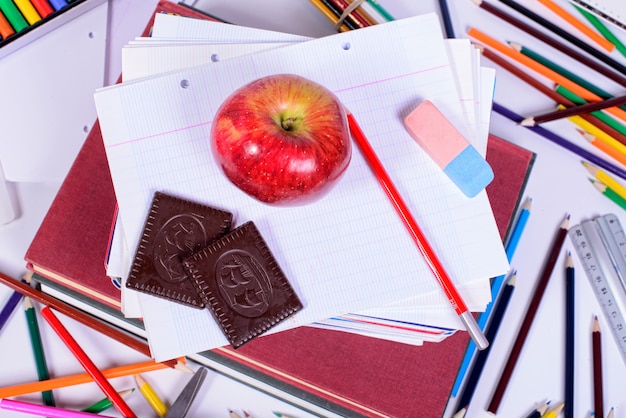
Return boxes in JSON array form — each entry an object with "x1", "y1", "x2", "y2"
[
  {"x1": 13, "y1": 0, "x2": 41, "y2": 25},
  {"x1": 583, "y1": 161, "x2": 626, "y2": 201},
  {"x1": 542, "y1": 401, "x2": 564, "y2": 418},
  {"x1": 134, "y1": 374, "x2": 168, "y2": 417}
]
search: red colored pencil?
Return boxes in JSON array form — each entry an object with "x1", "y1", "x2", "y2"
[
  {"x1": 40, "y1": 306, "x2": 137, "y2": 418},
  {"x1": 487, "y1": 214, "x2": 570, "y2": 413},
  {"x1": 30, "y1": 0, "x2": 53, "y2": 18},
  {"x1": 346, "y1": 111, "x2": 488, "y2": 350}
]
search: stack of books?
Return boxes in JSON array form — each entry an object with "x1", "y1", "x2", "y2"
[{"x1": 24, "y1": 2, "x2": 535, "y2": 416}]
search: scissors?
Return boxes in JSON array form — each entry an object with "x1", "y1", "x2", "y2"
[{"x1": 164, "y1": 367, "x2": 208, "y2": 418}]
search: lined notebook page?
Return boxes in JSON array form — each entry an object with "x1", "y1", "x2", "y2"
[{"x1": 95, "y1": 14, "x2": 508, "y2": 359}]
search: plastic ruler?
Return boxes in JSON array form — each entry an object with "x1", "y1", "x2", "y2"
[{"x1": 569, "y1": 213, "x2": 626, "y2": 365}]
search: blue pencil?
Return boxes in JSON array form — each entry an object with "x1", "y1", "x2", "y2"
[
  {"x1": 0, "y1": 288, "x2": 24, "y2": 333},
  {"x1": 450, "y1": 197, "x2": 531, "y2": 396},
  {"x1": 453, "y1": 271, "x2": 517, "y2": 413}
]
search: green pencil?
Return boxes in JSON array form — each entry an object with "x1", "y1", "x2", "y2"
[
  {"x1": 574, "y1": 4, "x2": 626, "y2": 59},
  {"x1": 366, "y1": 0, "x2": 394, "y2": 21},
  {"x1": 23, "y1": 297, "x2": 55, "y2": 407},
  {"x1": 509, "y1": 41, "x2": 626, "y2": 113},
  {"x1": 555, "y1": 85, "x2": 626, "y2": 136},
  {"x1": 81, "y1": 388, "x2": 135, "y2": 413},
  {"x1": 0, "y1": 0, "x2": 28, "y2": 32},
  {"x1": 590, "y1": 179, "x2": 626, "y2": 210}
]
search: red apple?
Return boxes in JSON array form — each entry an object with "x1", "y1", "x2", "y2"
[{"x1": 210, "y1": 73, "x2": 352, "y2": 205}]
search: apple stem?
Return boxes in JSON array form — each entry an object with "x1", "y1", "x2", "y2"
[{"x1": 281, "y1": 117, "x2": 296, "y2": 131}]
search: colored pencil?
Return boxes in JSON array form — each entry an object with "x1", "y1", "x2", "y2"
[
  {"x1": 575, "y1": 5, "x2": 626, "y2": 59},
  {"x1": 492, "y1": 102, "x2": 626, "y2": 181},
  {"x1": 578, "y1": 130, "x2": 626, "y2": 168},
  {"x1": 309, "y1": 0, "x2": 351, "y2": 32},
  {"x1": 346, "y1": 111, "x2": 488, "y2": 350},
  {"x1": 590, "y1": 179, "x2": 626, "y2": 210},
  {"x1": 438, "y1": 0, "x2": 455, "y2": 38},
  {"x1": 13, "y1": 0, "x2": 41, "y2": 25},
  {"x1": 0, "y1": 398, "x2": 116, "y2": 418},
  {"x1": 332, "y1": 0, "x2": 376, "y2": 28},
  {"x1": 230, "y1": 409, "x2": 242, "y2": 418},
  {"x1": 23, "y1": 297, "x2": 55, "y2": 406},
  {"x1": 0, "y1": 10, "x2": 15, "y2": 39},
  {"x1": 593, "y1": 316, "x2": 604, "y2": 418},
  {"x1": 450, "y1": 197, "x2": 531, "y2": 396},
  {"x1": 40, "y1": 306, "x2": 137, "y2": 418},
  {"x1": 454, "y1": 271, "x2": 516, "y2": 414},
  {"x1": 537, "y1": 0, "x2": 613, "y2": 51},
  {"x1": 0, "y1": 358, "x2": 187, "y2": 398},
  {"x1": 365, "y1": 0, "x2": 393, "y2": 21},
  {"x1": 567, "y1": 112, "x2": 626, "y2": 154},
  {"x1": 470, "y1": 0, "x2": 626, "y2": 87},
  {"x1": 606, "y1": 407, "x2": 614, "y2": 418},
  {"x1": 509, "y1": 42, "x2": 625, "y2": 111},
  {"x1": 525, "y1": 401, "x2": 550, "y2": 418},
  {"x1": 0, "y1": 0, "x2": 28, "y2": 32},
  {"x1": 555, "y1": 86, "x2": 626, "y2": 136},
  {"x1": 583, "y1": 161, "x2": 626, "y2": 201},
  {"x1": 48, "y1": 0, "x2": 68, "y2": 12},
  {"x1": 452, "y1": 406, "x2": 466, "y2": 418},
  {"x1": 523, "y1": 95, "x2": 626, "y2": 127},
  {"x1": 319, "y1": 0, "x2": 360, "y2": 30},
  {"x1": 135, "y1": 374, "x2": 168, "y2": 417},
  {"x1": 30, "y1": 0, "x2": 53, "y2": 18},
  {"x1": 82, "y1": 388, "x2": 135, "y2": 413},
  {"x1": 522, "y1": 94, "x2": 626, "y2": 126},
  {"x1": 0, "y1": 271, "x2": 152, "y2": 358},
  {"x1": 494, "y1": 0, "x2": 626, "y2": 76},
  {"x1": 487, "y1": 214, "x2": 570, "y2": 414},
  {"x1": 477, "y1": 46, "x2": 626, "y2": 146},
  {"x1": 0, "y1": 287, "x2": 24, "y2": 333},
  {"x1": 468, "y1": 27, "x2": 625, "y2": 108},
  {"x1": 544, "y1": 402, "x2": 565, "y2": 418},
  {"x1": 565, "y1": 252, "x2": 575, "y2": 418}
]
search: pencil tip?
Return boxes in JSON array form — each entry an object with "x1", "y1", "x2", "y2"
[{"x1": 520, "y1": 117, "x2": 534, "y2": 126}]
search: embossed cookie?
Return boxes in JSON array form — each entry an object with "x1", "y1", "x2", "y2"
[
  {"x1": 182, "y1": 221, "x2": 303, "y2": 348},
  {"x1": 126, "y1": 191, "x2": 233, "y2": 308}
]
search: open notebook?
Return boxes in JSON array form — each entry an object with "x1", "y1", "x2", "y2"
[{"x1": 94, "y1": 13, "x2": 509, "y2": 361}]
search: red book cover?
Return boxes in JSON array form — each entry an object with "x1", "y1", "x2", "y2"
[{"x1": 24, "y1": 1, "x2": 217, "y2": 310}]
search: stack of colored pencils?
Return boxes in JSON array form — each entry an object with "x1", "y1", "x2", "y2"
[{"x1": 308, "y1": 0, "x2": 394, "y2": 31}]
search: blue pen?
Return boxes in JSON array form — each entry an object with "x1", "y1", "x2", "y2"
[{"x1": 450, "y1": 197, "x2": 532, "y2": 397}]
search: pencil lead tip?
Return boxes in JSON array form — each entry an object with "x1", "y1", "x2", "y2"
[{"x1": 519, "y1": 117, "x2": 534, "y2": 126}]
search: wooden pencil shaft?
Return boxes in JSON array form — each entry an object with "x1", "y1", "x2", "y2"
[
  {"x1": 0, "y1": 272, "x2": 151, "y2": 357},
  {"x1": 496, "y1": 0, "x2": 626, "y2": 76},
  {"x1": 480, "y1": 47, "x2": 626, "y2": 146},
  {"x1": 532, "y1": 95, "x2": 626, "y2": 125},
  {"x1": 487, "y1": 219, "x2": 568, "y2": 413},
  {"x1": 478, "y1": 0, "x2": 626, "y2": 87}
]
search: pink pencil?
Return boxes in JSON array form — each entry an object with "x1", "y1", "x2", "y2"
[
  {"x1": 40, "y1": 307, "x2": 136, "y2": 418},
  {"x1": 0, "y1": 398, "x2": 115, "y2": 417}
]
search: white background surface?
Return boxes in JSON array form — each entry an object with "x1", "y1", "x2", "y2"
[{"x1": 1, "y1": 0, "x2": 626, "y2": 417}]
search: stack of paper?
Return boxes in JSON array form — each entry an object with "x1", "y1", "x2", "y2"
[{"x1": 95, "y1": 13, "x2": 508, "y2": 361}]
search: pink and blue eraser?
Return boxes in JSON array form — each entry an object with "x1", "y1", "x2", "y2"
[{"x1": 404, "y1": 100, "x2": 493, "y2": 198}]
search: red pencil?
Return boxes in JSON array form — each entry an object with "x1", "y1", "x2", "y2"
[
  {"x1": 346, "y1": 111, "x2": 488, "y2": 350},
  {"x1": 40, "y1": 306, "x2": 137, "y2": 418}
]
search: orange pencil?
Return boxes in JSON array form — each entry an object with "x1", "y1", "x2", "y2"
[
  {"x1": 537, "y1": 0, "x2": 614, "y2": 52},
  {"x1": 468, "y1": 27, "x2": 626, "y2": 122},
  {"x1": 0, "y1": 10, "x2": 15, "y2": 39},
  {"x1": 577, "y1": 129, "x2": 626, "y2": 167},
  {"x1": 0, "y1": 358, "x2": 188, "y2": 398}
]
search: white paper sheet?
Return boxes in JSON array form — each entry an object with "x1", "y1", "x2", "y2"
[{"x1": 95, "y1": 14, "x2": 508, "y2": 360}]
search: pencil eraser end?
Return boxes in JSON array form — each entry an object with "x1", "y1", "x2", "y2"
[{"x1": 404, "y1": 100, "x2": 493, "y2": 197}]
